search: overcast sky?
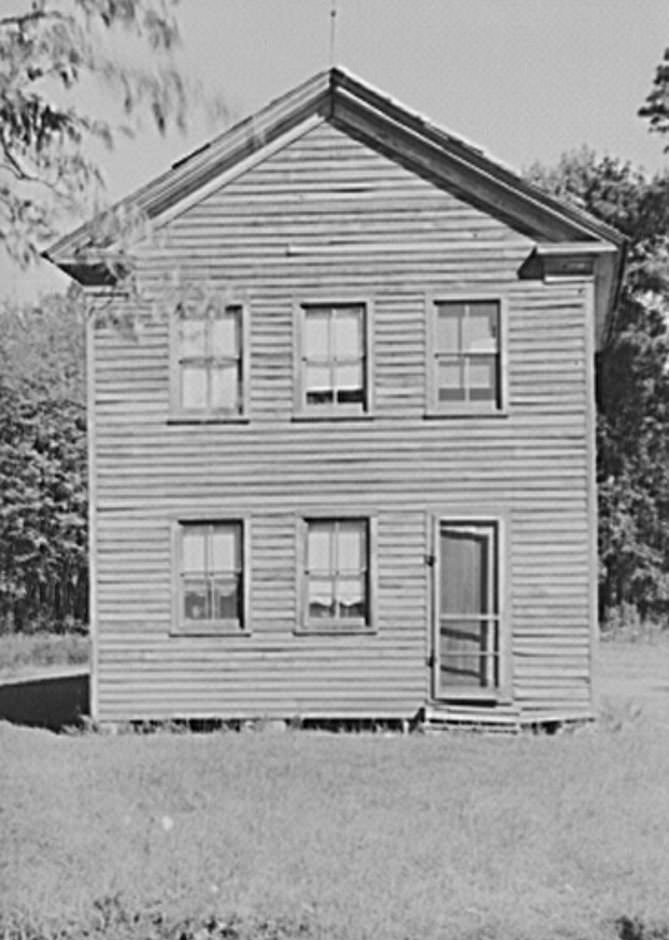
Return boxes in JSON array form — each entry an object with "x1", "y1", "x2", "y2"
[{"x1": 6, "y1": 0, "x2": 669, "y2": 301}]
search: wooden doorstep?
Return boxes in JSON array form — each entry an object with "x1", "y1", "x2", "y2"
[{"x1": 423, "y1": 701, "x2": 594, "y2": 732}]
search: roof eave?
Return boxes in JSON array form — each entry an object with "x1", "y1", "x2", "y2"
[
  {"x1": 41, "y1": 250, "x2": 131, "y2": 286},
  {"x1": 330, "y1": 67, "x2": 625, "y2": 250}
]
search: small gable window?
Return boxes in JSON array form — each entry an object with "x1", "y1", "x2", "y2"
[
  {"x1": 428, "y1": 298, "x2": 504, "y2": 413},
  {"x1": 171, "y1": 303, "x2": 248, "y2": 420},
  {"x1": 296, "y1": 302, "x2": 372, "y2": 416}
]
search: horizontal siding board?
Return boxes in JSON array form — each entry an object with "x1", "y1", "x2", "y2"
[{"x1": 91, "y1": 120, "x2": 594, "y2": 721}]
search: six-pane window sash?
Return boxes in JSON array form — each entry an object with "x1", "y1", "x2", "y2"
[
  {"x1": 305, "y1": 519, "x2": 369, "y2": 629},
  {"x1": 434, "y1": 300, "x2": 501, "y2": 409},
  {"x1": 178, "y1": 304, "x2": 244, "y2": 414},
  {"x1": 179, "y1": 522, "x2": 244, "y2": 631},
  {"x1": 439, "y1": 522, "x2": 500, "y2": 692},
  {"x1": 302, "y1": 304, "x2": 366, "y2": 411}
]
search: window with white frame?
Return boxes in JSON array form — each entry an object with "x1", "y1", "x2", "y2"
[
  {"x1": 175, "y1": 521, "x2": 245, "y2": 632},
  {"x1": 301, "y1": 518, "x2": 374, "y2": 631},
  {"x1": 173, "y1": 304, "x2": 246, "y2": 416},
  {"x1": 431, "y1": 300, "x2": 502, "y2": 411},
  {"x1": 298, "y1": 303, "x2": 368, "y2": 413}
]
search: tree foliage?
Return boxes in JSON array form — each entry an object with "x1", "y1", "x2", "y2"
[
  {"x1": 639, "y1": 46, "x2": 669, "y2": 149},
  {"x1": 0, "y1": 0, "x2": 209, "y2": 266},
  {"x1": 528, "y1": 150, "x2": 669, "y2": 621},
  {"x1": 0, "y1": 292, "x2": 87, "y2": 632}
]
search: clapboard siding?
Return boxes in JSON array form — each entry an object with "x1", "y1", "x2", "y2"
[{"x1": 90, "y1": 120, "x2": 596, "y2": 722}]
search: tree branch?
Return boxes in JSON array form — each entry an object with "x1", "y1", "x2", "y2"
[
  {"x1": 0, "y1": 137, "x2": 67, "y2": 199},
  {"x1": 0, "y1": 9, "x2": 68, "y2": 30},
  {"x1": 0, "y1": 138, "x2": 39, "y2": 183}
]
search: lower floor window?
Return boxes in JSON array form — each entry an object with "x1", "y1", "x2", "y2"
[
  {"x1": 302, "y1": 518, "x2": 372, "y2": 631},
  {"x1": 437, "y1": 521, "x2": 500, "y2": 693},
  {"x1": 177, "y1": 521, "x2": 244, "y2": 631}
]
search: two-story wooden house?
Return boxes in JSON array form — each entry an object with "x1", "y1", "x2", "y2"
[{"x1": 46, "y1": 68, "x2": 625, "y2": 729}]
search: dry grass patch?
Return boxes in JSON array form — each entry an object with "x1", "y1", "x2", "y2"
[
  {"x1": 0, "y1": 632, "x2": 89, "y2": 678},
  {"x1": 599, "y1": 632, "x2": 669, "y2": 727},
  {"x1": 2, "y1": 720, "x2": 669, "y2": 940}
]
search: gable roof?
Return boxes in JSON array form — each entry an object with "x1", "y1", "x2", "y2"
[{"x1": 45, "y1": 66, "x2": 626, "y2": 343}]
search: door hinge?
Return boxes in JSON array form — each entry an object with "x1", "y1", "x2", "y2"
[{"x1": 425, "y1": 553, "x2": 436, "y2": 567}]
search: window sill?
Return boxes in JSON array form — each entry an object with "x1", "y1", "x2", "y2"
[
  {"x1": 435, "y1": 689, "x2": 504, "y2": 704},
  {"x1": 295, "y1": 623, "x2": 377, "y2": 636},
  {"x1": 167, "y1": 414, "x2": 250, "y2": 425},
  {"x1": 292, "y1": 412, "x2": 375, "y2": 423},
  {"x1": 170, "y1": 626, "x2": 251, "y2": 637},
  {"x1": 424, "y1": 409, "x2": 508, "y2": 420}
]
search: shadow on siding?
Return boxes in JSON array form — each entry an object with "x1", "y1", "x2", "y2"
[{"x1": 0, "y1": 671, "x2": 89, "y2": 730}]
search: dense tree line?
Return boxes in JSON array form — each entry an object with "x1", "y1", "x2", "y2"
[
  {"x1": 527, "y1": 153, "x2": 669, "y2": 623},
  {"x1": 0, "y1": 292, "x2": 87, "y2": 631}
]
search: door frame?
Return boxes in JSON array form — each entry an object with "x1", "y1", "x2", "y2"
[{"x1": 428, "y1": 510, "x2": 511, "y2": 703}]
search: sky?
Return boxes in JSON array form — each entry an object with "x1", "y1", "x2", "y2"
[{"x1": 5, "y1": 0, "x2": 669, "y2": 301}]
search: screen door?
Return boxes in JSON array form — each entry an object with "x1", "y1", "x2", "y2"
[{"x1": 434, "y1": 521, "x2": 500, "y2": 697}]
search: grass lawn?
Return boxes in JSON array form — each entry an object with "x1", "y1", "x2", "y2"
[
  {"x1": 0, "y1": 632, "x2": 89, "y2": 678},
  {"x1": 3, "y1": 716, "x2": 669, "y2": 940}
]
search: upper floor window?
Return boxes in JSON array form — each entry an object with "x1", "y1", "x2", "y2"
[
  {"x1": 173, "y1": 520, "x2": 247, "y2": 634},
  {"x1": 296, "y1": 303, "x2": 371, "y2": 415},
  {"x1": 429, "y1": 299, "x2": 503, "y2": 413},
  {"x1": 171, "y1": 303, "x2": 247, "y2": 419}
]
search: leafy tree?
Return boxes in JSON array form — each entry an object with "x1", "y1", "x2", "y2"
[
  {"x1": 1, "y1": 287, "x2": 85, "y2": 401},
  {"x1": 0, "y1": 292, "x2": 87, "y2": 632},
  {"x1": 639, "y1": 47, "x2": 669, "y2": 149},
  {"x1": 0, "y1": 0, "x2": 220, "y2": 267},
  {"x1": 527, "y1": 150, "x2": 669, "y2": 622}
]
